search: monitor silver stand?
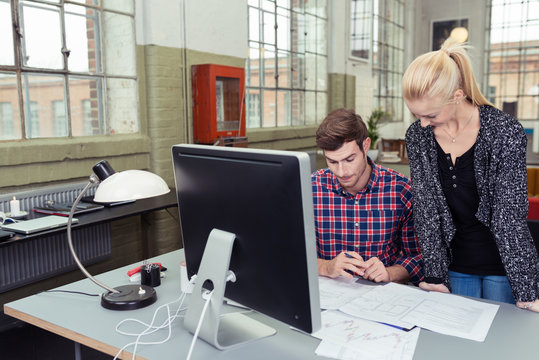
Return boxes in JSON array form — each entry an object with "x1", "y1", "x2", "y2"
[{"x1": 184, "y1": 228, "x2": 277, "y2": 350}]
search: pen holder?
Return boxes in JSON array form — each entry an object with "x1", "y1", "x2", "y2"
[{"x1": 141, "y1": 263, "x2": 161, "y2": 287}]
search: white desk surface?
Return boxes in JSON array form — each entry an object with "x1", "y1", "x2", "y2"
[{"x1": 4, "y1": 249, "x2": 539, "y2": 360}]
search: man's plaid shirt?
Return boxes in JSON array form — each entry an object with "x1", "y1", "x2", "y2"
[{"x1": 311, "y1": 159, "x2": 423, "y2": 284}]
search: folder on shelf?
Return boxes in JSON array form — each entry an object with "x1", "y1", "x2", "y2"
[{"x1": 33, "y1": 201, "x2": 104, "y2": 216}]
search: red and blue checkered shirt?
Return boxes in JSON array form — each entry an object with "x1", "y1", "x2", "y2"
[{"x1": 311, "y1": 160, "x2": 423, "y2": 284}]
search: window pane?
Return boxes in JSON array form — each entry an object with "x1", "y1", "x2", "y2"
[
  {"x1": 248, "y1": 45, "x2": 261, "y2": 87},
  {"x1": 316, "y1": 17, "x2": 327, "y2": 55},
  {"x1": 51, "y1": 100, "x2": 68, "y2": 136},
  {"x1": 246, "y1": 89, "x2": 261, "y2": 128},
  {"x1": 70, "y1": 76, "x2": 103, "y2": 136},
  {"x1": 65, "y1": 4, "x2": 102, "y2": 73},
  {"x1": 291, "y1": 52, "x2": 304, "y2": 89},
  {"x1": 305, "y1": 91, "x2": 316, "y2": 124},
  {"x1": 292, "y1": 11, "x2": 305, "y2": 53},
  {"x1": 262, "y1": 89, "x2": 276, "y2": 127},
  {"x1": 70, "y1": 0, "x2": 100, "y2": 5},
  {"x1": 249, "y1": 7, "x2": 260, "y2": 42},
  {"x1": 276, "y1": 9, "x2": 290, "y2": 50},
  {"x1": 277, "y1": 51, "x2": 291, "y2": 88},
  {"x1": 103, "y1": 11, "x2": 136, "y2": 76},
  {"x1": 21, "y1": 1, "x2": 63, "y2": 69},
  {"x1": 262, "y1": 45, "x2": 276, "y2": 87},
  {"x1": 276, "y1": 89, "x2": 290, "y2": 126},
  {"x1": 305, "y1": 53, "x2": 316, "y2": 90},
  {"x1": 263, "y1": 11, "x2": 276, "y2": 45},
  {"x1": 305, "y1": 14, "x2": 317, "y2": 53},
  {"x1": 106, "y1": 78, "x2": 138, "y2": 134},
  {"x1": 317, "y1": 55, "x2": 327, "y2": 90},
  {"x1": 0, "y1": 1, "x2": 14, "y2": 65},
  {"x1": 22, "y1": 74, "x2": 66, "y2": 138},
  {"x1": 290, "y1": 91, "x2": 304, "y2": 125},
  {"x1": 103, "y1": 0, "x2": 133, "y2": 14},
  {"x1": 0, "y1": 73, "x2": 21, "y2": 140}
]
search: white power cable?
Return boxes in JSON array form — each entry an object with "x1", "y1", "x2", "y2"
[
  {"x1": 113, "y1": 275, "x2": 198, "y2": 360},
  {"x1": 186, "y1": 289, "x2": 214, "y2": 360}
]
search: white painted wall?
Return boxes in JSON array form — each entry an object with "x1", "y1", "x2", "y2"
[{"x1": 135, "y1": 0, "x2": 247, "y2": 59}]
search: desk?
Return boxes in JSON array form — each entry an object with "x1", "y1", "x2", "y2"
[{"x1": 4, "y1": 250, "x2": 539, "y2": 360}]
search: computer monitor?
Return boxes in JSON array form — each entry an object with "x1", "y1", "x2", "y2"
[{"x1": 172, "y1": 144, "x2": 321, "y2": 350}]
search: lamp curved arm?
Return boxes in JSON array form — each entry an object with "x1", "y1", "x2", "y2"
[{"x1": 67, "y1": 174, "x2": 119, "y2": 294}]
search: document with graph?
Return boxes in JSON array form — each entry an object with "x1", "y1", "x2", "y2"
[{"x1": 313, "y1": 310, "x2": 420, "y2": 360}]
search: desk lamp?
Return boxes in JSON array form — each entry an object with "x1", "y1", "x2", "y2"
[{"x1": 67, "y1": 160, "x2": 170, "y2": 310}]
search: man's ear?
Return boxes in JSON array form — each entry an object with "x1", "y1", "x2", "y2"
[{"x1": 363, "y1": 137, "x2": 371, "y2": 154}]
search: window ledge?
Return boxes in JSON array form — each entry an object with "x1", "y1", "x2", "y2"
[{"x1": 0, "y1": 135, "x2": 151, "y2": 167}]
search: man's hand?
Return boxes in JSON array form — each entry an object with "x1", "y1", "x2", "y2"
[
  {"x1": 360, "y1": 257, "x2": 390, "y2": 283},
  {"x1": 418, "y1": 281, "x2": 450, "y2": 293},
  {"x1": 318, "y1": 252, "x2": 364, "y2": 279}
]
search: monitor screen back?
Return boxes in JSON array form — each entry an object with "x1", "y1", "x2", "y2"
[{"x1": 172, "y1": 144, "x2": 320, "y2": 333}]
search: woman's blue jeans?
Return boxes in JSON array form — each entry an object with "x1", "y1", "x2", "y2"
[{"x1": 448, "y1": 270, "x2": 515, "y2": 304}]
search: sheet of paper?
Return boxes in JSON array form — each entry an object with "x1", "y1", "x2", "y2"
[
  {"x1": 318, "y1": 276, "x2": 376, "y2": 310},
  {"x1": 339, "y1": 282, "x2": 422, "y2": 329},
  {"x1": 401, "y1": 291, "x2": 499, "y2": 342},
  {"x1": 313, "y1": 310, "x2": 420, "y2": 360}
]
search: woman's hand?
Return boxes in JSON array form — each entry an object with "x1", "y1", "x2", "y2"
[
  {"x1": 516, "y1": 299, "x2": 539, "y2": 312},
  {"x1": 418, "y1": 281, "x2": 450, "y2": 293}
]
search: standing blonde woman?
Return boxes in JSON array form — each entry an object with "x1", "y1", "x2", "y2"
[{"x1": 402, "y1": 38, "x2": 538, "y2": 312}]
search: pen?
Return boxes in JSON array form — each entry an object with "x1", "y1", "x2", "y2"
[{"x1": 344, "y1": 252, "x2": 354, "y2": 259}]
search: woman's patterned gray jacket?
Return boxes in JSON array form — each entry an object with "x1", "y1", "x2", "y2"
[{"x1": 405, "y1": 105, "x2": 538, "y2": 302}]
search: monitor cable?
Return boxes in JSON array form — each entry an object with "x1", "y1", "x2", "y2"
[
  {"x1": 186, "y1": 289, "x2": 214, "y2": 360},
  {"x1": 113, "y1": 275, "x2": 198, "y2": 360}
]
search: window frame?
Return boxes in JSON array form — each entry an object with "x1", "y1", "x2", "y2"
[
  {"x1": 246, "y1": 0, "x2": 328, "y2": 129},
  {"x1": 0, "y1": 0, "x2": 138, "y2": 141}
]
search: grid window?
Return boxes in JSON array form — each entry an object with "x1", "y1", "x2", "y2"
[
  {"x1": 372, "y1": 0, "x2": 405, "y2": 121},
  {"x1": 350, "y1": 0, "x2": 371, "y2": 60},
  {"x1": 485, "y1": 0, "x2": 539, "y2": 121},
  {"x1": 247, "y1": 0, "x2": 328, "y2": 128},
  {"x1": 0, "y1": 0, "x2": 138, "y2": 141}
]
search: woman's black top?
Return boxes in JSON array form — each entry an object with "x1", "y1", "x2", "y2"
[{"x1": 435, "y1": 140, "x2": 506, "y2": 276}]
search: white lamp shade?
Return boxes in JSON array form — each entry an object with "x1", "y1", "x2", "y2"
[{"x1": 93, "y1": 169, "x2": 170, "y2": 203}]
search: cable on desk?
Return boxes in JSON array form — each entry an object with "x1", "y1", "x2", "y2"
[
  {"x1": 113, "y1": 275, "x2": 198, "y2": 360},
  {"x1": 40, "y1": 289, "x2": 100, "y2": 297},
  {"x1": 186, "y1": 289, "x2": 214, "y2": 360}
]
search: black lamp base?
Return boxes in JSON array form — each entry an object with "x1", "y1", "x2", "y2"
[{"x1": 101, "y1": 284, "x2": 157, "y2": 310}]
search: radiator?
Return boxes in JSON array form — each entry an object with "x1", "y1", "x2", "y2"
[{"x1": 0, "y1": 182, "x2": 112, "y2": 293}]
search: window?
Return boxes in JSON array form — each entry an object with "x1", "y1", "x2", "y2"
[
  {"x1": 0, "y1": 0, "x2": 138, "y2": 140},
  {"x1": 350, "y1": 0, "x2": 371, "y2": 61},
  {"x1": 486, "y1": 0, "x2": 539, "y2": 121},
  {"x1": 372, "y1": 0, "x2": 405, "y2": 121},
  {"x1": 247, "y1": 0, "x2": 328, "y2": 128}
]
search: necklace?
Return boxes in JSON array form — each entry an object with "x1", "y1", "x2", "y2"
[{"x1": 442, "y1": 106, "x2": 476, "y2": 143}]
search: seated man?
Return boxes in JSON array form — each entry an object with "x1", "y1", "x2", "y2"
[{"x1": 312, "y1": 108, "x2": 423, "y2": 284}]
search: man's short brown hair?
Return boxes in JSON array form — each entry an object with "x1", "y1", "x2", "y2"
[{"x1": 315, "y1": 108, "x2": 368, "y2": 152}]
